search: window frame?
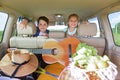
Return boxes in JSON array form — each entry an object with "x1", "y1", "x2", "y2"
[{"x1": 108, "y1": 11, "x2": 120, "y2": 46}]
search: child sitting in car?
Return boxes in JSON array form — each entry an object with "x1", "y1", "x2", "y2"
[
  {"x1": 18, "y1": 16, "x2": 32, "y2": 29},
  {"x1": 65, "y1": 13, "x2": 79, "y2": 38},
  {"x1": 33, "y1": 16, "x2": 49, "y2": 37}
]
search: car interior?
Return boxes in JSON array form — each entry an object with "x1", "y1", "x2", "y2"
[{"x1": 0, "y1": 0, "x2": 120, "y2": 80}]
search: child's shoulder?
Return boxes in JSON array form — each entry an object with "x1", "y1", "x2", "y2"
[
  {"x1": 46, "y1": 29, "x2": 49, "y2": 33},
  {"x1": 63, "y1": 28, "x2": 68, "y2": 32}
]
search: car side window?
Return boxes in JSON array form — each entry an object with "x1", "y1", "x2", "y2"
[
  {"x1": 108, "y1": 11, "x2": 120, "y2": 46},
  {"x1": 0, "y1": 12, "x2": 8, "y2": 42}
]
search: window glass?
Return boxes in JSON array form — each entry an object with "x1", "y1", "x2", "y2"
[
  {"x1": 47, "y1": 14, "x2": 67, "y2": 31},
  {"x1": 88, "y1": 17, "x2": 100, "y2": 37},
  {"x1": 108, "y1": 11, "x2": 120, "y2": 46},
  {"x1": 0, "y1": 12, "x2": 8, "y2": 42},
  {"x1": 47, "y1": 25, "x2": 68, "y2": 31}
]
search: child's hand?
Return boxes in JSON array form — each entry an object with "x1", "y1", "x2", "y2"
[
  {"x1": 42, "y1": 33, "x2": 47, "y2": 36},
  {"x1": 42, "y1": 33, "x2": 49, "y2": 37}
]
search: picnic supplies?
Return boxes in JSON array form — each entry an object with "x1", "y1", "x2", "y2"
[
  {"x1": 0, "y1": 49, "x2": 38, "y2": 77},
  {"x1": 59, "y1": 61, "x2": 118, "y2": 80},
  {"x1": 37, "y1": 63, "x2": 64, "y2": 80},
  {"x1": 59, "y1": 43, "x2": 118, "y2": 80},
  {"x1": 38, "y1": 38, "x2": 80, "y2": 80},
  {"x1": 42, "y1": 37, "x2": 80, "y2": 66}
]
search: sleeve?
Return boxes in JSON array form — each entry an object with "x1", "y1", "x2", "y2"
[{"x1": 46, "y1": 29, "x2": 50, "y2": 34}]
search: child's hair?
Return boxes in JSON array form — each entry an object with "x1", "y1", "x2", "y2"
[
  {"x1": 18, "y1": 16, "x2": 32, "y2": 22},
  {"x1": 37, "y1": 16, "x2": 49, "y2": 24},
  {"x1": 68, "y1": 13, "x2": 79, "y2": 21}
]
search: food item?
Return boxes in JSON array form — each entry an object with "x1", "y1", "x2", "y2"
[
  {"x1": 59, "y1": 61, "x2": 118, "y2": 80},
  {"x1": 86, "y1": 71, "x2": 100, "y2": 80},
  {"x1": 72, "y1": 43, "x2": 110, "y2": 70},
  {"x1": 37, "y1": 63, "x2": 64, "y2": 80},
  {"x1": 59, "y1": 43, "x2": 118, "y2": 80},
  {"x1": 96, "y1": 60, "x2": 108, "y2": 69}
]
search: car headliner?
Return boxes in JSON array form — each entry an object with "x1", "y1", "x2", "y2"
[{"x1": 0, "y1": 0, "x2": 119, "y2": 21}]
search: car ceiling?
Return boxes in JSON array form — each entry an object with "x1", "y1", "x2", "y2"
[{"x1": 0, "y1": 0, "x2": 119, "y2": 21}]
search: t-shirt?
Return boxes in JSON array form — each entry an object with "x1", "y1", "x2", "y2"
[{"x1": 65, "y1": 28, "x2": 77, "y2": 36}]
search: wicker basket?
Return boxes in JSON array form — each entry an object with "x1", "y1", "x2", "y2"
[{"x1": 58, "y1": 62, "x2": 118, "y2": 80}]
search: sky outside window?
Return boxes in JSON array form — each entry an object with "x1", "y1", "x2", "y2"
[{"x1": 0, "y1": 12, "x2": 8, "y2": 31}]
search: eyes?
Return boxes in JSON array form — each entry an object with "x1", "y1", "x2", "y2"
[
  {"x1": 69, "y1": 17, "x2": 78, "y2": 23},
  {"x1": 38, "y1": 20, "x2": 48, "y2": 27},
  {"x1": 69, "y1": 20, "x2": 78, "y2": 23},
  {"x1": 39, "y1": 23, "x2": 47, "y2": 26}
]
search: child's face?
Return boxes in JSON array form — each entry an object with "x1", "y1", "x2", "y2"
[
  {"x1": 68, "y1": 16, "x2": 78, "y2": 28},
  {"x1": 38, "y1": 20, "x2": 48, "y2": 32}
]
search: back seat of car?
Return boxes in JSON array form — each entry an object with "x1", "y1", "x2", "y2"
[
  {"x1": 49, "y1": 30, "x2": 65, "y2": 41},
  {"x1": 77, "y1": 23, "x2": 105, "y2": 56},
  {"x1": 47, "y1": 22, "x2": 105, "y2": 55},
  {"x1": 9, "y1": 22, "x2": 55, "y2": 48},
  {"x1": 9, "y1": 21, "x2": 105, "y2": 55}
]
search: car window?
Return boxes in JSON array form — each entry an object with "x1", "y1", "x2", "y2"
[
  {"x1": 108, "y1": 11, "x2": 120, "y2": 46},
  {"x1": 47, "y1": 25, "x2": 68, "y2": 31},
  {"x1": 0, "y1": 12, "x2": 8, "y2": 42},
  {"x1": 47, "y1": 14, "x2": 68, "y2": 31},
  {"x1": 88, "y1": 17, "x2": 100, "y2": 37}
]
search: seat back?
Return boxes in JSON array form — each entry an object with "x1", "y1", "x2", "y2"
[
  {"x1": 48, "y1": 31, "x2": 65, "y2": 41},
  {"x1": 10, "y1": 22, "x2": 56, "y2": 48},
  {"x1": 77, "y1": 23, "x2": 105, "y2": 55},
  {"x1": 77, "y1": 23, "x2": 97, "y2": 37},
  {"x1": 49, "y1": 31, "x2": 65, "y2": 38},
  {"x1": 10, "y1": 22, "x2": 37, "y2": 48}
]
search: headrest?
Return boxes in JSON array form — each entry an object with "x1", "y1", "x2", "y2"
[
  {"x1": 77, "y1": 23, "x2": 97, "y2": 37},
  {"x1": 17, "y1": 22, "x2": 36, "y2": 35}
]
